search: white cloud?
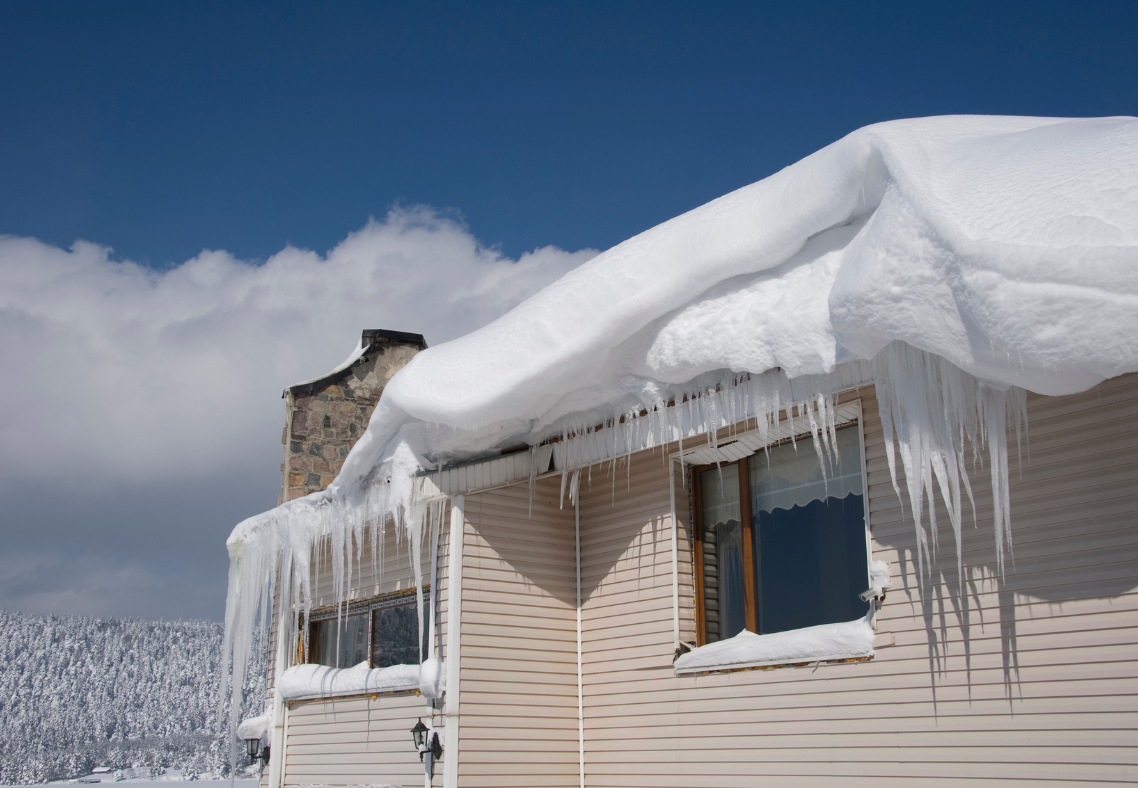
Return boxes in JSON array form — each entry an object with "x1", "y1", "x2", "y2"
[{"x1": 0, "y1": 206, "x2": 596, "y2": 484}]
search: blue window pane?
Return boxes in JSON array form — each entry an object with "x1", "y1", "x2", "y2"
[
  {"x1": 372, "y1": 601, "x2": 429, "y2": 668},
  {"x1": 750, "y1": 426, "x2": 869, "y2": 634},
  {"x1": 315, "y1": 614, "x2": 368, "y2": 668},
  {"x1": 754, "y1": 493, "x2": 870, "y2": 634}
]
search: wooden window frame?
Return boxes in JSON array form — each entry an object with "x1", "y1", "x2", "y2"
[
  {"x1": 691, "y1": 416, "x2": 866, "y2": 646},
  {"x1": 303, "y1": 585, "x2": 430, "y2": 668}
]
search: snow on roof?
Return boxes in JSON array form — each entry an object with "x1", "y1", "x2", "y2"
[
  {"x1": 221, "y1": 115, "x2": 1138, "y2": 737},
  {"x1": 327, "y1": 115, "x2": 1137, "y2": 494}
]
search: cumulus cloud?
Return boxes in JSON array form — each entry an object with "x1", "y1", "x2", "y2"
[
  {"x1": 0, "y1": 206, "x2": 596, "y2": 483},
  {"x1": 0, "y1": 206, "x2": 595, "y2": 618}
]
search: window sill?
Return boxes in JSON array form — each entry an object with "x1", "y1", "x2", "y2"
[
  {"x1": 674, "y1": 616, "x2": 875, "y2": 675},
  {"x1": 277, "y1": 660, "x2": 439, "y2": 702}
]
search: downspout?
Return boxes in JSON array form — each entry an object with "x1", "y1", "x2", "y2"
[
  {"x1": 267, "y1": 690, "x2": 285, "y2": 788},
  {"x1": 575, "y1": 499, "x2": 584, "y2": 788},
  {"x1": 443, "y1": 495, "x2": 465, "y2": 788},
  {"x1": 426, "y1": 503, "x2": 443, "y2": 788},
  {"x1": 669, "y1": 459, "x2": 680, "y2": 651},
  {"x1": 268, "y1": 573, "x2": 291, "y2": 788}
]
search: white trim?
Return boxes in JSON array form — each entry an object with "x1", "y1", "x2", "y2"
[
  {"x1": 429, "y1": 503, "x2": 441, "y2": 660},
  {"x1": 674, "y1": 650, "x2": 871, "y2": 675},
  {"x1": 417, "y1": 383, "x2": 871, "y2": 501},
  {"x1": 275, "y1": 678, "x2": 421, "y2": 703},
  {"x1": 677, "y1": 395, "x2": 875, "y2": 668},
  {"x1": 267, "y1": 687, "x2": 285, "y2": 788},
  {"x1": 417, "y1": 447, "x2": 554, "y2": 499},
  {"x1": 669, "y1": 458, "x2": 680, "y2": 651},
  {"x1": 575, "y1": 499, "x2": 585, "y2": 788},
  {"x1": 280, "y1": 700, "x2": 289, "y2": 786},
  {"x1": 854, "y1": 398, "x2": 877, "y2": 630},
  {"x1": 443, "y1": 496, "x2": 465, "y2": 788},
  {"x1": 671, "y1": 399, "x2": 862, "y2": 466}
]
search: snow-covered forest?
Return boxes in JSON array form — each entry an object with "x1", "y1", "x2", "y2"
[{"x1": 0, "y1": 609, "x2": 265, "y2": 785}]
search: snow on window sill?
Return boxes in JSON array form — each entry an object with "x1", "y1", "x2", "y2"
[
  {"x1": 673, "y1": 615, "x2": 875, "y2": 675},
  {"x1": 278, "y1": 657, "x2": 444, "y2": 701}
]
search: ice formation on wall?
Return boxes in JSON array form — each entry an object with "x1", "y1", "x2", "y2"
[{"x1": 221, "y1": 115, "x2": 1138, "y2": 747}]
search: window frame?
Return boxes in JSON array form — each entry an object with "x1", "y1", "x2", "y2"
[
  {"x1": 303, "y1": 585, "x2": 431, "y2": 668},
  {"x1": 690, "y1": 403, "x2": 872, "y2": 647}
]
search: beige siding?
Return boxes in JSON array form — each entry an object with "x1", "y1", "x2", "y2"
[
  {"x1": 256, "y1": 373, "x2": 1138, "y2": 786},
  {"x1": 283, "y1": 693, "x2": 433, "y2": 787},
  {"x1": 578, "y1": 378, "x2": 1138, "y2": 787},
  {"x1": 260, "y1": 507, "x2": 450, "y2": 788},
  {"x1": 458, "y1": 479, "x2": 579, "y2": 788}
]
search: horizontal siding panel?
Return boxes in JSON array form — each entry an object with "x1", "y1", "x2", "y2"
[
  {"x1": 458, "y1": 481, "x2": 579, "y2": 788},
  {"x1": 577, "y1": 380, "x2": 1138, "y2": 787},
  {"x1": 283, "y1": 692, "x2": 432, "y2": 787}
]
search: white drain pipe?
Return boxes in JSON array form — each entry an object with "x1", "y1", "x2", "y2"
[
  {"x1": 443, "y1": 495, "x2": 465, "y2": 788},
  {"x1": 669, "y1": 458, "x2": 680, "y2": 651},
  {"x1": 575, "y1": 498, "x2": 584, "y2": 788}
]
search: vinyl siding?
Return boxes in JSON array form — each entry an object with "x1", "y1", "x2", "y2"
[
  {"x1": 577, "y1": 377, "x2": 1138, "y2": 787},
  {"x1": 282, "y1": 693, "x2": 432, "y2": 787},
  {"x1": 259, "y1": 373, "x2": 1138, "y2": 786},
  {"x1": 264, "y1": 506, "x2": 450, "y2": 788},
  {"x1": 458, "y1": 478, "x2": 579, "y2": 788}
]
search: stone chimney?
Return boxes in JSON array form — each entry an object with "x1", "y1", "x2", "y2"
[{"x1": 279, "y1": 329, "x2": 428, "y2": 504}]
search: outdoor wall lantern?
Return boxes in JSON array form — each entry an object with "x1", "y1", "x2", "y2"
[
  {"x1": 244, "y1": 736, "x2": 270, "y2": 767},
  {"x1": 411, "y1": 718, "x2": 442, "y2": 763}
]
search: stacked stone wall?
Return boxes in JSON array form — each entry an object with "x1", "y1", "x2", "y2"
[{"x1": 279, "y1": 337, "x2": 423, "y2": 504}]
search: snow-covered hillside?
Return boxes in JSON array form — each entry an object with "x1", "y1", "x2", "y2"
[{"x1": 0, "y1": 610, "x2": 264, "y2": 785}]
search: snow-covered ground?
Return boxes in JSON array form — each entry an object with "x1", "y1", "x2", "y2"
[{"x1": 1, "y1": 774, "x2": 260, "y2": 788}]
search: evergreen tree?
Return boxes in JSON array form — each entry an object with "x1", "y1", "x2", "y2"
[{"x1": 0, "y1": 610, "x2": 265, "y2": 784}]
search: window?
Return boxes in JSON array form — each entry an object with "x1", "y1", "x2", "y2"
[
  {"x1": 306, "y1": 587, "x2": 430, "y2": 668},
  {"x1": 694, "y1": 420, "x2": 870, "y2": 644}
]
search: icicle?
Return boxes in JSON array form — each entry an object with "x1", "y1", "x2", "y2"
[{"x1": 874, "y1": 341, "x2": 1027, "y2": 582}]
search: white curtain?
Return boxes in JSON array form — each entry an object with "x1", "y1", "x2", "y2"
[
  {"x1": 750, "y1": 425, "x2": 863, "y2": 514},
  {"x1": 700, "y1": 463, "x2": 740, "y2": 528}
]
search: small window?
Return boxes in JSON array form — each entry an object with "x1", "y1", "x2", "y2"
[
  {"x1": 371, "y1": 595, "x2": 428, "y2": 668},
  {"x1": 312, "y1": 612, "x2": 369, "y2": 668},
  {"x1": 306, "y1": 587, "x2": 430, "y2": 668},
  {"x1": 695, "y1": 422, "x2": 870, "y2": 644}
]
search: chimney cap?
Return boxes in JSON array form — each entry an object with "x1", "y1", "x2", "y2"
[
  {"x1": 360, "y1": 329, "x2": 428, "y2": 349},
  {"x1": 283, "y1": 328, "x2": 428, "y2": 398}
]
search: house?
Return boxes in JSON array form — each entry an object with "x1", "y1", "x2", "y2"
[{"x1": 224, "y1": 115, "x2": 1138, "y2": 788}]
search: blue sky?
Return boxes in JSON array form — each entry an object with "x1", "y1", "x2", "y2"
[
  {"x1": 4, "y1": 1, "x2": 1135, "y2": 266},
  {"x1": 1, "y1": 1, "x2": 1135, "y2": 621}
]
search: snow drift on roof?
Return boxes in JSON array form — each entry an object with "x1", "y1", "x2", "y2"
[{"x1": 330, "y1": 114, "x2": 1137, "y2": 492}]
